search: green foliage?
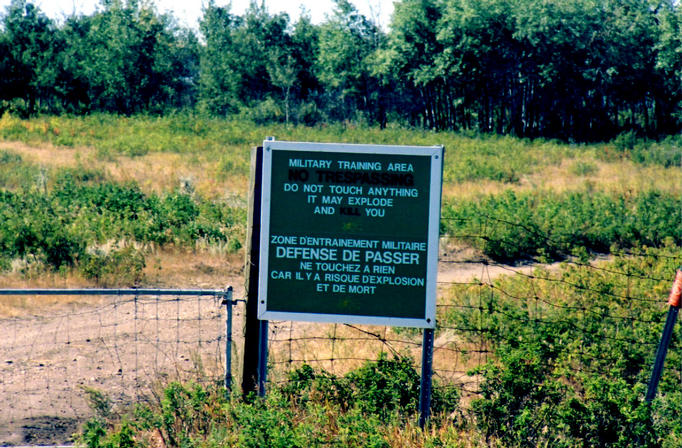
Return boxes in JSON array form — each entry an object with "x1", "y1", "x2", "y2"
[
  {"x1": 0, "y1": 113, "x2": 578, "y2": 186},
  {"x1": 4, "y1": 0, "x2": 682, "y2": 138},
  {"x1": 77, "y1": 357, "x2": 461, "y2": 448},
  {"x1": 198, "y1": 1, "x2": 299, "y2": 119},
  {"x1": 613, "y1": 130, "x2": 641, "y2": 152},
  {"x1": 624, "y1": 136, "x2": 682, "y2": 168},
  {"x1": 0, "y1": 148, "x2": 45, "y2": 190},
  {"x1": 316, "y1": 0, "x2": 385, "y2": 124},
  {"x1": 80, "y1": 246, "x2": 145, "y2": 286},
  {"x1": 81, "y1": 418, "x2": 107, "y2": 448},
  {"x1": 0, "y1": 0, "x2": 60, "y2": 116},
  {"x1": 154, "y1": 382, "x2": 222, "y2": 448},
  {"x1": 282, "y1": 354, "x2": 459, "y2": 420},
  {"x1": 0, "y1": 162, "x2": 245, "y2": 274},
  {"x1": 81, "y1": 387, "x2": 113, "y2": 420},
  {"x1": 79, "y1": 418, "x2": 138, "y2": 448},
  {"x1": 0, "y1": 0, "x2": 198, "y2": 116},
  {"x1": 346, "y1": 354, "x2": 421, "y2": 417},
  {"x1": 442, "y1": 190, "x2": 682, "y2": 262},
  {"x1": 0, "y1": 114, "x2": 253, "y2": 176},
  {"x1": 72, "y1": 249, "x2": 682, "y2": 447},
  {"x1": 569, "y1": 160, "x2": 598, "y2": 176},
  {"x1": 443, "y1": 245, "x2": 682, "y2": 446},
  {"x1": 607, "y1": 131, "x2": 682, "y2": 168}
]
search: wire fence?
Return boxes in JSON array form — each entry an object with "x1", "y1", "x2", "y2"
[
  {"x1": 0, "y1": 289, "x2": 233, "y2": 446},
  {"x1": 263, "y1": 245, "x2": 682, "y2": 398},
  {"x1": 0, "y1": 234, "x2": 681, "y2": 445}
]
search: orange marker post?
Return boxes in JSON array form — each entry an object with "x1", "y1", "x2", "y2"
[{"x1": 668, "y1": 270, "x2": 682, "y2": 308}]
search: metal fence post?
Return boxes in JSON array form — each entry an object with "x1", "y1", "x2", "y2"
[
  {"x1": 419, "y1": 327, "x2": 435, "y2": 429},
  {"x1": 646, "y1": 268, "x2": 682, "y2": 402},
  {"x1": 223, "y1": 286, "x2": 234, "y2": 396},
  {"x1": 258, "y1": 320, "x2": 269, "y2": 397}
]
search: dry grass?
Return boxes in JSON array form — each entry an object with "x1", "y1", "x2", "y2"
[
  {"x1": 143, "y1": 249, "x2": 245, "y2": 289},
  {"x1": 385, "y1": 422, "x2": 483, "y2": 448},
  {"x1": 0, "y1": 141, "x2": 249, "y2": 199},
  {"x1": 0, "y1": 249, "x2": 246, "y2": 318},
  {"x1": 443, "y1": 157, "x2": 681, "y2": 200},
  {"x1": 0, "y1": 130, "x2": 675, "y2": 378},
  {"x1": 266, "y1": 314, "x2": 482, "y2": 389},
  {"x1": 2, "y1": 123, "x2": 674, "y2": 446},
  {"x1": 0, "y1": 273, "x2": 99, "y2": 317},
  {"x1": 5, "y1": 139, "x2": 678, "y2": 205}
]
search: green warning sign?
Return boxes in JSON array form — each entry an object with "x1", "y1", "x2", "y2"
[{"x1": 258, "y1": 140, "x2": 443, "y2": 328}]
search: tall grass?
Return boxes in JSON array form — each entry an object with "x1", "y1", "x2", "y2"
[
  {"x1": 0, "y1": 113, "x2": 592, "y2": 185},
  {"x1": 0, "y1": 152, "x2": 245, "y2": 283},
  {"x1": 442, "y1": 190, "x2": 682, "y2": 262},
  {"x1": 78, "y1": 356, "x2": 469, "y2": 448},
  {"x1": 2, "y1": 113, "x2": 679, "y2": 197},
  {"x1": 0, "y1": 113, "x2": 679, "y2": 274},
  {"x1": 441, "y1": 243, "x2": 682, "y2": 447}
]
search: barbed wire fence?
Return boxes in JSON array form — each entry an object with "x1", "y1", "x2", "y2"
[
  {"x1": 264, "y1": 263, "x2": 675, "y2": 390},
  {"x1": 0, "y1": 219, "x2": 681, "y2": 444},
  {"x1": 263, "y1": 214, "x2": 682, "y2": 402}
]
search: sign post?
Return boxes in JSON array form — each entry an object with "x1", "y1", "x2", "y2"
[{"x1": 258, "y1": 140, "x2": 443, "y2": 328}]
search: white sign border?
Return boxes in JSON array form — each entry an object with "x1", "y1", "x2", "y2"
[{"x1": 257, "y1": 140, "x2": 443, "y2": 329}]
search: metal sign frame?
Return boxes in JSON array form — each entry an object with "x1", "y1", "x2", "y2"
[{"x1": 257, "y1": 140, "x2": 443, "y2": 328}]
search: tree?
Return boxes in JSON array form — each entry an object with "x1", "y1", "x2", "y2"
[
  {"x1": 655, "y1": 0, "x2": 682, "y2": 134},
  {"x1": 381, "y1": 0, "x2": 445, "y2": 128},
  {"x1": 267, "y1": 49, "x2": 297, "y2": 124},
  {"x1": 198, "y1": 1, "x2": 240, "y2": 115},
  {"x1": 199, "y1": 1, "x2": 291, "y2": 116},
  {"x1": 0, "y1": 0, "x2": 61, "y2": 115},
  {"x1": 290, "y1": 12, "x2": 321, "y2": 102},
  {"x1": 317, "y1": 0, "x2": 384, "y2": 123}
]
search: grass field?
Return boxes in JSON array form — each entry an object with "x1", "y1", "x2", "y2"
[
  {"x1": 1, "y1": 113, "x2": 680, "y2": 200},
  {"x1": 1, "y1": 113, "x2": 681, "y2": 447},
  {"x1": 0, "y1": 113, "x2": 680, "y2": 301},
  {"x1": 0, "y1": 113, "x2": 679, "y2": 274}
]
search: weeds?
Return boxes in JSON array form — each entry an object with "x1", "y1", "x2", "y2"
[
  {"x1": 442, "y1": 244, "x2": 682, "y2": 447},
  {"x1": 442, "y1": 189, "x2": 682, "y2": 262},
  {"x1": 0, "y1": 159, "x2": 245, "y2": 279},
  {"x1": 77, "y1": 355, "x2": 464, "y2": 448}
]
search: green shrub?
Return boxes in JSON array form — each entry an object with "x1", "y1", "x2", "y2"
[
  {"x1": 77, "y1": 357, "x2": 462, "y2": 448},
  {"x1": 442, "y1": 190, "x2": 682, "y2": 262},
  {"x1": 0, "y1": 166, "x2": 246, "y2": 273},
  {"x1": 282, "y1": 354, "x2": 459, "y2": 420},
  {"x1": 346, "y1": 354, "x2": 421, "y2": 417},
  {"x1": 569, "y1": 160, "x2": 599, "y2": 176},
  {"x1": 80, "y1": 246, "x2": 146, "y2": 286},
  {"x1": 630, "y1": 139, "x2": 682, "y2": 168},
  {"x1": 613, "y1": 130, "x2": 640, "y2": 151},
  {"x1": 0, "y1": 113, "x2": 589, "y2": 185},
  {"x1": 443, "y1": 244, "x2": 682, "y2": 447}
]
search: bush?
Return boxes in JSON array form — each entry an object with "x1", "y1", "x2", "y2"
[
  {"x1": 630, "y1": 138, "x2": 682, "y2": 168},
  {"x1": 0, "y1": 166, "x2": 246, "y2": 273},
  {"x1": 77, "y1": 357, "x2": 462, "y2": 448},
  {"x1": 282, "y1": 354, "x2": 459, "y2": 420},
  {"x1": 346, "y1": 354, "x2": 421, "y2": 417},
  {"x1": 80, "y1": 246, "x2": 146, "y2": 286},
  {"x1": 442, "y1": 190, "x2": 682, "y2": 262},
  {"x1": 443, "y1": 244, "x2": 682, "y2": 446}
]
